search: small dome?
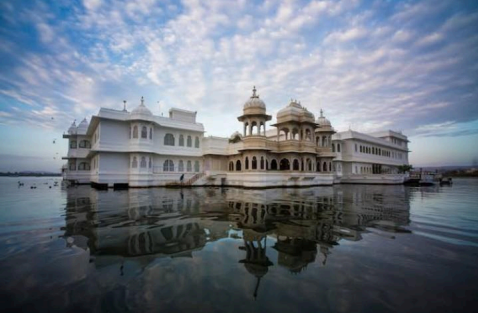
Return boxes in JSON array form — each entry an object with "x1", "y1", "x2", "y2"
[
  {"x1": 68, "y1": 120, "x2": 77, "y2": 134},
  {"x1": 77, "y1": 118, "x2": 89, "y2": 134},
  {"x1": 244, "y1": 86, "x2": 266, "y2": 110},
  {"x1": 316, "y1": 109, "x2": 331, "y2": 127},
  {"x1": 229, "y1": 131, "x2": 243, "y2": 143},
  {"x1": 131, "y1": 97, "x2": 153, "y2": 117}
]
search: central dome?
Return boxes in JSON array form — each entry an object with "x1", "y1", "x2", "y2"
[
  {"x1": 276, "y1": 100, "x2": 315, "y2": 124},
  {"x1": 243, "y1": 86, "x2": 266, "y2": 111}
]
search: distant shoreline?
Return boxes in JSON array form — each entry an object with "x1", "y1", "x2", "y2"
[{"x1": 0, "y1": 173, "x2": 62, "y2": 177}]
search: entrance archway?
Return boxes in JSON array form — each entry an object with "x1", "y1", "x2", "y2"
[{"x1": 280, "y1": 158, "x2": 290, "y2": 170}]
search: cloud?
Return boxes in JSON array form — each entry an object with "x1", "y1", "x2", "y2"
[{"x1": 0, "y1": 0, "x2": 476, "y2": 149}]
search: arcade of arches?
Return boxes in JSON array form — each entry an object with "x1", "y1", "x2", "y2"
[{"x1": 227, "y1": 155, "x2": 333, "y2": 173}]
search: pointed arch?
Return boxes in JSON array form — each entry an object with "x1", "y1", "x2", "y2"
[
  {"x1": 280, "y1": 159, "x2": 290, "y2": 170},
  {"x1": 236, "y1": 160, "x2": 242, "y2": 171},
  {"x1": 293, "y1": 159, "x2": 300, "y2": 171},
  {"x1": 141, "y1": 126, "x2": 148, "y2": 139}
]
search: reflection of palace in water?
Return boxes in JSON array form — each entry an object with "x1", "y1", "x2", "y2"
[{"x1": 63, "y1": 185, "x2": 411, "y2": 297}]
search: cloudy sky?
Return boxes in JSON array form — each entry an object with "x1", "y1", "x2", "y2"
[{"x1": 0, "y1": 0, "x2": 477, "y2": 171}]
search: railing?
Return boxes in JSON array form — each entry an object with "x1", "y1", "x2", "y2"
[
  {"x1": 165, "y1": 172, "x2": 206, "y2": 187},
  {"x1": 185, "y1": 172, "x2": 206, "y2": 185}
]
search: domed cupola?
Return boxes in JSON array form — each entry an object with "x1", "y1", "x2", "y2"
[
  {"x1": 238, "y1": 86, "x2": 272, "y2": 137},
  {"x1": 299, "y1": 107, "x2": 315, "y2": 123},
  {"x1": 76, "y1": 118, "x2": 89, "y2": 134},
  {"x1": 68, "y1": 120, "x2": 77, "y2": 134},
  {"x1": 131, "y1": 96, "x2": 153, "y2": 119},
  {"x1": 243, "y1": 86, "x2": 267, "y2": 115},
  {"x1": 316, "y1": 109, "x2": 331, "y2": 128},
  {"x1": 276, "y1": 100, "x2": 304, "y2": 123}
]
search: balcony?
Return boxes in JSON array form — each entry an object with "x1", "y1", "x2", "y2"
[
  {"x1": 240, "y1": 136, "x2": 270, "y2": 151},
  {"x1": 67, "y1": 148, "x2": 90, "y2": 159},
  {"x1": 277, "y1": 140, "x2": 300, "y2": 152}
]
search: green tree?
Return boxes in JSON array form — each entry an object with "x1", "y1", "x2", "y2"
[{"x1": 397, "y1": 164, "x2": 413, "y2": 173}]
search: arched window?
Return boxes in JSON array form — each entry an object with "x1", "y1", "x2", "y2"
[
  {"x1": 69, "y1": 162, "x2": 76, "y2": 170},
  {"x1": 293, "y1": 159, "x2": 299, "y2": 171},
  {"x1": 307, "y1": 159, "x2": 312, "y2": 171},
  {"x1": 229, "y1": 161, "x2": 234, "y2": 171},
  {"x1": 70, "y1": 140, "x2": 77, "y2": 149},
  {"x1": 323, "y1": 162, "x2": 327, "y2": 172},
  {"x1": 132, "y1": 157, "x2": 138, "y2": 168},
  {"x1": 133, "y1": 126, "x2": 138, "y2": 138},
  {"x1": 164, "y1": 133, "x2": 175, "y2": 146},
  {"x1": 338, "y1": 144, "x2": 341, "y2": 152},
  {"x1": 236, "y1": 160, "x2": 242, "y2": 171},
  {"x1": 252, "y1": 156, "x2": 257, "y2": 169},
  {"x1": 149, "y1": 128, "x2": 153, "y2": 139},
  {"x1": 179, "y1": 135, "x2": 184, "y2": 146},
  {"x1": 141, "y1": 126, "x2": 147, "y2": 139},
  {"x1": 187, "y1": 160, "x2": 192, "y2": 172},
  {"x1": 194, "y1": 161, "x2": 200, "y2": 172},
  {"x1": 266, "y1": 160, "x2": 269, "y2": 170},
  {"x1": 149, "y1": 157, "x2": 152, "y2": 168},
  {"x1": 280, "y1": 159, "x2": 290, "y2": 170},
  {"x1": 140, "y1": 157, "x2": 147, "y2": 168},
  {"x1": 245, "y1": 157, "x2": 249, "y2": 170},
  {"x1": 195, "y1": 137, "x2": 200, "y2": 148},
  {"x1": 178, "y1": 160, "x2": 184, "y2": 172},
  {"x1": 329, "y1": 162, "x2": 332, "y2": 172},
  {"x1": 317, "y1": 162, "x2": 321, "y2": 172},
  {"x1": 79, "y1": 140, "x2": 91, "y2": 148},
  {"x1": 163, "y1": 160, "x2": 174, "y2": 172},
  {"x1": 271, "y1": 159, "x2": 278, "y2": 170},
  {"x1": 260, "y1": 157, "x2": 264, "y2": 170},
  {"x1": 187, "y1": 136, "x2": 192, "y2": 147},
  {"x1": 332, "y1": 144, "x2": 335, "y2": 152}
]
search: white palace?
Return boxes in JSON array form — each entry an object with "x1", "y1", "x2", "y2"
[{"x1": 62, "y1": 87, "x2": 410, "y2": 188}]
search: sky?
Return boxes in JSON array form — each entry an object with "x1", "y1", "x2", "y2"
[{"x1": 0, "y1": 0, "x2": 477, "y2": 172}]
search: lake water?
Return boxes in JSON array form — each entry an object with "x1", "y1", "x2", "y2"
[{"x1": 0, "y1": 177, "x2": 477, "y2": 312}]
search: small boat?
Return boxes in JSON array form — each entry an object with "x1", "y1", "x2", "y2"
[
  {"x1": 439, "y1": 177, "x2": 453, "y2": 185},
  {"x1": 404, "y1": 171, "x2": 436, "y2": 186}
]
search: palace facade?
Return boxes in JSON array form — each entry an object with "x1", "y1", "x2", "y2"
[{"x1": 63, "y1": 87, "x2": 409, "y2": 188}]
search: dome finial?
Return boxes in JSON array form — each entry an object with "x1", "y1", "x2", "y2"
[
  {"x1": 141, "y1": 96, "x2": 145, "y2": 106},
  {"x1": 320, "y1": 109, "x2": 324, "y2": 117},
  {"x1": 123, "y1": 100, "x2": 127, "y2": 112},
  {"x1": 252, "y1": 86, "x2": 258, "y2": 98}
]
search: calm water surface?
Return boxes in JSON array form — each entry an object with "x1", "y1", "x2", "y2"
[{"x1": 0, "y1": 177, "x2": 477, "y2": 312}]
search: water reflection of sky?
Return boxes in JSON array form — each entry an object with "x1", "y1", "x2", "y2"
[{"x1": 0, "y1": 177, "x2": 477, "y2": 312}]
